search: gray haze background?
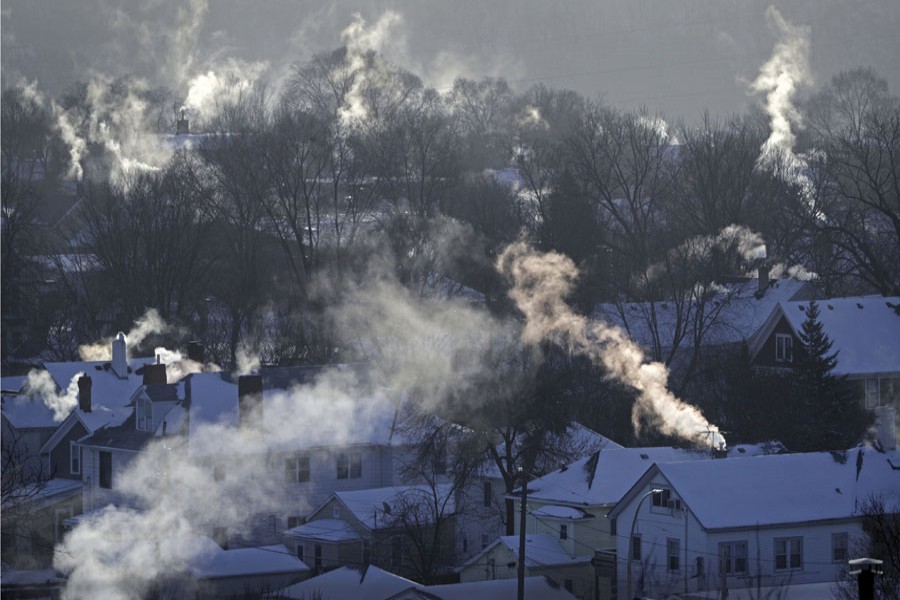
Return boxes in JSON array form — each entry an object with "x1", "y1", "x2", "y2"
[{"x1": 2, "y1": 0, "x2": 899, "y2": 123}]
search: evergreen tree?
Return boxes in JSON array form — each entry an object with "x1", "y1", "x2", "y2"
[{"x1": 794, "y1": 301, "x2": 871, "y2": 451}]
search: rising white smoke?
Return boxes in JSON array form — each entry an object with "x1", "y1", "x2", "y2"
[
  {"x1": 497, "y1": 240, "x2": 727, "y2": 449},
  {"x1": 22, "y1": 370, "x2": 84, "y2": 422},
  {"x1": 750, "y1": 6, "x2": 813, "y2": 170},
  {"x1": 78, "y1": 309, "x2": 172, "y2": 361}
]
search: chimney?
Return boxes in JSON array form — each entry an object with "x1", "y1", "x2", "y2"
[
  {"x1": 111, "y1": 332, "x2": 128, "y2": 378},
  {"x1": 875, "y1": 405, "x2": 897, "y2": 451},
  {"x1": 187, "y1": 341, "x2": 205, "y2": 364},
  {"x1": 756, "y1": 264, "x2": 770, "y2": 298},
  {"x1": 142, "y1": 363, "x2": 167, "y2": 386},
  {"x1": 238, "y1": 374, "x2": 264, "y2": 432},
  {"x1": 176, "y1": 109, "x2": 190, "y2": 135},
  {"x1": 78, "y1": 376, "x2": 92, "y2": 413}
]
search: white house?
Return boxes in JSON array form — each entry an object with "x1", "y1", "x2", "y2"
[{"x1": 607, "y1": 446, "x2": 900, "y2": 599}]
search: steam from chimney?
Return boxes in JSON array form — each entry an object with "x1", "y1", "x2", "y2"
[
  {"x1": 78, "y1": 309, "x2": 173, "y2": 361},
  {"x1": 750, "y1": 6, "x2": 812, "y2": 170},
  {"x1": 22, "y1": 370, "x2": 86, "y2": 422},
  {"x1": 497, "y1": 240, "x2": 726, "y2": 449}
]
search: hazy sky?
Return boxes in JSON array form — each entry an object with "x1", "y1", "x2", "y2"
[{"x1": 2, "y1": 0, "x2": 898, "y2": 122}]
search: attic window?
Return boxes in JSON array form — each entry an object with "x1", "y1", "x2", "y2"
[
  {"x1": 136, "y1": 396, "x2": 153, "y2": 431},
  {"x1": 775, "y1": 334, "x2": 793, "y2": 363},
  {"x1": 651, "y1": 489, "x2": 671, "y2": 508}
]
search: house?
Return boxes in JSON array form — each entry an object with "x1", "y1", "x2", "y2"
[
  {"x1": 0, "y1": 337, "x2": 154, "y2": 568},
  {"x1": 472, "y1": 443, "x2": 783, "y2": 600},
  {"x1": 606, "y1": 446, "x2": 900, "y2": 600},
  {"x1": 749, "y1": 296, "x2": 900, "y2": 409},
  {"x1": 458, "y1": 533, "x2": 592, "y2": 598},
  {"x1": 592, "y1": 274, "x2": 815, "y2": 404},
  {"x1": 283, "y1": 484, "x2": 456, "y2": 580},
  {"x1": 279, "y1": 564, "x2": 578, "y2": 600}
]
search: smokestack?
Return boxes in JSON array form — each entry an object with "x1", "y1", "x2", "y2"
[
  {"x1": 78, "y1": 376, "x2": 92, "y2": 413},
  {"x1": 875, "y1": 405, "x2": 897, "y2": 451},
  {"x1": 238, "y1": 375, "x2": 264, "y2": 432},
  {"x1": 756, "y1": 264, "x2": 770, "y2": 298},
  {"x1": 142, "y1": 363, "x2": 167, "y2": 386},
  {"x1": 176, "y1": 109, "x2": 190, "y2": 135},
  {"x1": 111, "y1": 332, "x2": 128, "y2": 378},
  {"x1": 187, "y1": 341, "x2": 205, "y2": 364}
]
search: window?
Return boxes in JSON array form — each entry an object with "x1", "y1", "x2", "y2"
[
  {"x1": 268, "y1": 514, "x2": 278, "y2": 533},
  {"x1": 866, "y1": 379, "x2": 880, "y2": 409},
  {"x1": 99, "y1": 451, "x2": 112, "y2": 489},
  {"x1": 833, "y1": 532, "x2": 849, "y2": 562},
  {"x1": 483, "y1": 481, "x2": 492, "y2": 507},
  {"x1": 314, "y1": 543, "x2": 323, "y2": 570},
  {"x1": 137, "y1": 396, "x2": 153, "y2": 431},
  {"x1": 775, "y1": 537, "x2": 802, "y2": 570},
  {"x1": 286, "y1": 454, "x2": 310, "y2": 483},
  {"x1": 462, "y1": 536, "x2": 468, "y2": 553},
  {"x1": 695, "y1": 557, "x2": 705, "y2": 577},
  {"x1": 631, "y1": 535, "x2": 642, "y2": 561},
  {"x1": 560, "y1": 524, "x2": 568, "y2": 540},
  {"x1": 776, "y1": 334, "x2": 793, "y2": 363},
  {"x1": 333, "y1": 507, "x2": 340, "y2": 519},
  {"x1": 337, "y1": 452, "x2": 362, "y2": 479},
  {"x1": 481, "y1": 533, "x2": 489, "y2": 549},
  {"x1": 720, "y1": 541, "x2": 748, "y2": 574},
  {"x1": 651, "y1": 488, "x2": 671, "y2": 508},
  {"x1": 70, "y1": 441, "x2": 80, "y2": 475},
  {"x1": 667, "y1": 538, "x2": 680, "y2": 572},
  {"x1": 296, "y1": 544, "x2": 304, "y2": 561}
]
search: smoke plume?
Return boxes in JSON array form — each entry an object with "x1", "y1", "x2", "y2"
[
  {"x1": 22, "y1": 370, "x2": 84, "y2": 422},
  {"x1": 750, "y1": 6, "x2": 812, "y2": 169},
  {"x1": 78, "y1": 309, "x2": 173, "y2": 361},
  {"x1": 497, "y1": 240, "x2": 726, "y2": 449}
]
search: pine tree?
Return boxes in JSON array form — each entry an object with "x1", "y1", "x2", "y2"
[{"x1": 794, "y1": 301, "x2": 871, "y2": 451}]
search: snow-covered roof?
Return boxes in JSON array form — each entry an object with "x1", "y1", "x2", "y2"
[
  {"x1": 489, "y1": 534, "x2": 590, "y2": 568},
  {"x1": 188, "y1": 544, "x2": 309, "y2": 579},
  {"x1": 0, "y1": 375, "x2": 27, "y2": 393},
  {"x1": 1, "y1": 394, "x2": 59, "y2": 429},
  {"x1": 280, "y1": 565, "x2": 578, "y2": 600},
  {"x1": 527, "y1": 443, "x2": 783, "y2": 507},
  {"x1": 776, "y1": 296, "x2": 900, "y2": 376},
  {"x1": 280, "y1": 565, "x2": 416, "y2": 600},
  {"x1": 3, "y1": 477, "x2": 82, "y2": 510},
  {"x1": 423, "y1": 576, "x2": 578, "y2": 599},
  {"x1": 531, "y1": 505, "x2": 591, "y2": 520},
  {"x1": 331, "y1": 484, "x2": 454, "y2": 531},
  {"x1": 594, "y1": 278, "x2": 811, "y2": 350},
  {"x1": 614, "y1": 447, "x2": 900, "y2": 529},
  {"x1": 283, "y1": 519, "x2": 362, "y2": 543},
  {"x1": 44, "y1": 356, "x2": 156, "y2": 408}
]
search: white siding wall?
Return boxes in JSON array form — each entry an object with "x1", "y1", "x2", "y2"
[
  {"x1": 614, "y1": 475, "x2": 865, "y2": 599},
  {"x1": 81, "y1": 446, "x2": 139, "y2": 511}
]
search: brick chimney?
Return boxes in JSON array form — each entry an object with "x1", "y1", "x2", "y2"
[
  {"x1": 142, "y1": 363, "x2": 167, "y2": 386},
  {"x1": 187, "y1": 341, "x2": 205, "y2": 364},
  {"x1": 238, "y1": 375, "x2": 264, "y2": 432},
  {"x1": 111, "y1": 332, "x2": 128, "y2": 378},
  {"x1": 78, "y1": 375, "x2": 92, "y2": 413},
  {"x1": 756, "y1": 264, "x2": 770, "y2": 298}
]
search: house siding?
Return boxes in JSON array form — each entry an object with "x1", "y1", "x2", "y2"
[{"x1": 752, "y1": 316, "x2": 801, "y2": 369}]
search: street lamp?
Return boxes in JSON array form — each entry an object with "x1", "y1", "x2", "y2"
[{"x1": 626, "y1": 488, "x2": 663, "y2": 600}]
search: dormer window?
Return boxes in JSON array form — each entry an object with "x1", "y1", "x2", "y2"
[
  {"x1": 775, "y1": 334, "x2": 793, "y2": 363},
  {"x1": 137, "y1": 396, "x2": 153, "y2": 431}
]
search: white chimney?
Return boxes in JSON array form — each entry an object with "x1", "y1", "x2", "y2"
[
  {"x1": 875, "y1": 405, "x2": 897, "y2": 451},
  {"x1": 111, "y1": 332, "x2": 128, "y2": 379}
]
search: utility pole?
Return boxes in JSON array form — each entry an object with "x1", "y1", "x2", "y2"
[{"x1": 517, "y1": 466, "x2": 527, "y2": 600}]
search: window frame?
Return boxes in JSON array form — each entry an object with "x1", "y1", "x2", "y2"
[
  {"x1": 337, "y1": 451, "x2": 362, "y2": 480},
  {"x1": 285, "y1": 454, "x2": 311, "y2": 483},
  {"x1": 70, "y1": 441, "x2": 80, "y2": 475},
  {"x1": 631, "y1": 534, "x2": 642, "y2": 562},
  {"x1": 667, "y1": 538, "x2": 680, "y2": 572},
  {"x1": 775, "y1": 334, "x2": 793, "y2": 363},
  {"x1": 560, "y1": 524, "x2": 568, "y2": 540},
  {"x1": 719, "y1": 541, "x2": 748, "y2": 575},
  {"x1": 774, "y1": 536, "x2": 803, "y2": 571},
  {"x1": 483, "y1": 480, "x2": 492, "y2": 507},
  {"x1": 832, "y1": 532, "x2": 848, "y2": 563}
]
